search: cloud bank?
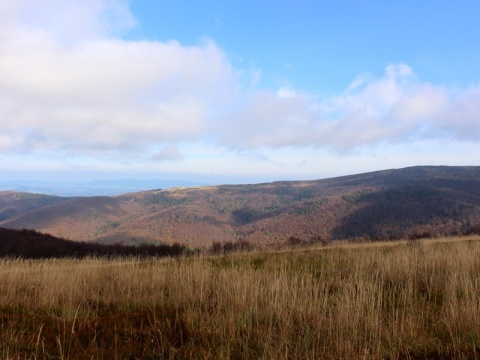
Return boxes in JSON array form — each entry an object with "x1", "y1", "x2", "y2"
[
  {"x1": 0, "y1": 0, "x2": 234, "y2": 156},
  {"x1": 219, "y1": 64, "x2": 480, "y2": 151},
  {"x1": 0, "y1": 0, "x2": 480, "y2": 165}
]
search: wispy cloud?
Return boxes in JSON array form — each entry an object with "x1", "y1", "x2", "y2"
[
  {"x1": 151, "y1": 144, "x2": 181, "y2": 161},
  {"x1": 216, "y1": 63, "x2": 480, "y2": 152}
]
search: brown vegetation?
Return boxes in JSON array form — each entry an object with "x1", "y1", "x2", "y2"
[
  {"x1": 1, "y1": 166, "x2": 480, "y2": 247},
  {"x1": 0, "y1": 236, "x2": 479, "y2": 358}
]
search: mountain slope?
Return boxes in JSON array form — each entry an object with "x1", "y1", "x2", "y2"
[
  {"x1": 1, "y1": 166, "x2": 480, "y2": 247},
  {"x1": 0, "y1": 191, "x2": 70, "y2": 222},
  {"x1": 1, "y1": 196, "x2": 146, "y2": 241}
]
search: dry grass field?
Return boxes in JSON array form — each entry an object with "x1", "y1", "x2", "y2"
[{"x1": 1, "y1": 236, "x2": 479, "y2": 359}]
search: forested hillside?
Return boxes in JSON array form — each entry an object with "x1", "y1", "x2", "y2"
[{"x1": 1, "y1": 166, "x2": 480, "y2": 247}]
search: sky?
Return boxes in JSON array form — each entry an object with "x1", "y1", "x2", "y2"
[{"x1": 1, "y1": 0, "x2": 480, "y2": 185}]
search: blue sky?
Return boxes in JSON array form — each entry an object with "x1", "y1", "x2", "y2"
[
  {"x1": 1, "y1": 0, "x2": 480, "y2": 185},
  {"x1": 130, "y1": 1, "x2": 480, "y2": 92}
]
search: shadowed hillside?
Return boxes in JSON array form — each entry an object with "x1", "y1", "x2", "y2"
[
  {"x1": 1, "y1": 166, "x2": 480, "y2": 247},
  {"x1": 0, "y1": 228, "x2": 186, "y2": 258}
]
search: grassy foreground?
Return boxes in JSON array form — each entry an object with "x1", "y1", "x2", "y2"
[{"x1": 1, "y1": 237, "x2": 480, "y2": 359}]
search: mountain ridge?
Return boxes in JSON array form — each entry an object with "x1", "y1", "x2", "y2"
[{"x1": 1, "y1": 166, "x2": 480, "y2": 247}]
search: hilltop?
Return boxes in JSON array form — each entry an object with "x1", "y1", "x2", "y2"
[{"x1": 1, "y1": 166, "x2": 480, "y2": 248}]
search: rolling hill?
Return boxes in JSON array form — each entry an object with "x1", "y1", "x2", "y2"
[
  {"x1": 1, "y1": 166, "x2": 480, "y2": 248},
  {"x1": 0, "y1": 191, "x2": 70, "y2": 222}
]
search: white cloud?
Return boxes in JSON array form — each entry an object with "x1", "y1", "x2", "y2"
[
  {"x1": 1, "y1": 0, "x2": 480, "y2": 181},
  {"x1": 0, "y1": 0, "x2": 135, "y2": 42},
  {"x1": 0, "y1": 0, "x2": 235, "y2": 157},
  {"x1": 437, "y1": 86, "x2": 480, "y2": 140},
  {"x1": 214, "y1": 64, "x2": 480, "y2": 151},
  {"x1": 151, "y1": 144, "x2": 181, "y2": 161}
]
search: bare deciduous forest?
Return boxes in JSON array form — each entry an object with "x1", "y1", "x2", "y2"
[{"x1": 2, "y1": 166, "x2": 480, "y2": 248}]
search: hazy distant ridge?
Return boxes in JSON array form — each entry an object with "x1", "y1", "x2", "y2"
[{"x1": 0, "y1": 179, "x2": 204, "y2": 196}]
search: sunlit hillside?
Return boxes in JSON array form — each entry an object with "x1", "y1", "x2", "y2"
[{"x1": 1, "y1": 166, "x2": 480, "y2": 248}]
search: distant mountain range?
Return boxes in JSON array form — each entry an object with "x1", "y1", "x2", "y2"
[
  {"x1": 1, "y1": 166, "x2": 480, "y2": 248},
  {"x1": 0, "y1": 179, "x2": 205, "y2": 196}
]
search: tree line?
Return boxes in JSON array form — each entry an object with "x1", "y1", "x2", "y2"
[{"x1": 0, "y1": 228, "x2": 186, "y2": 259}]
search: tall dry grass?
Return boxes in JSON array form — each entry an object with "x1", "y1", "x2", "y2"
[{"x1": 0, "y1": 236, "x2": 479, "y2": 359}]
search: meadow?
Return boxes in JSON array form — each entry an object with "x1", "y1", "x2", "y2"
[{"x1": 1, "y1": 236, "x2": 479, "y2": 359}]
